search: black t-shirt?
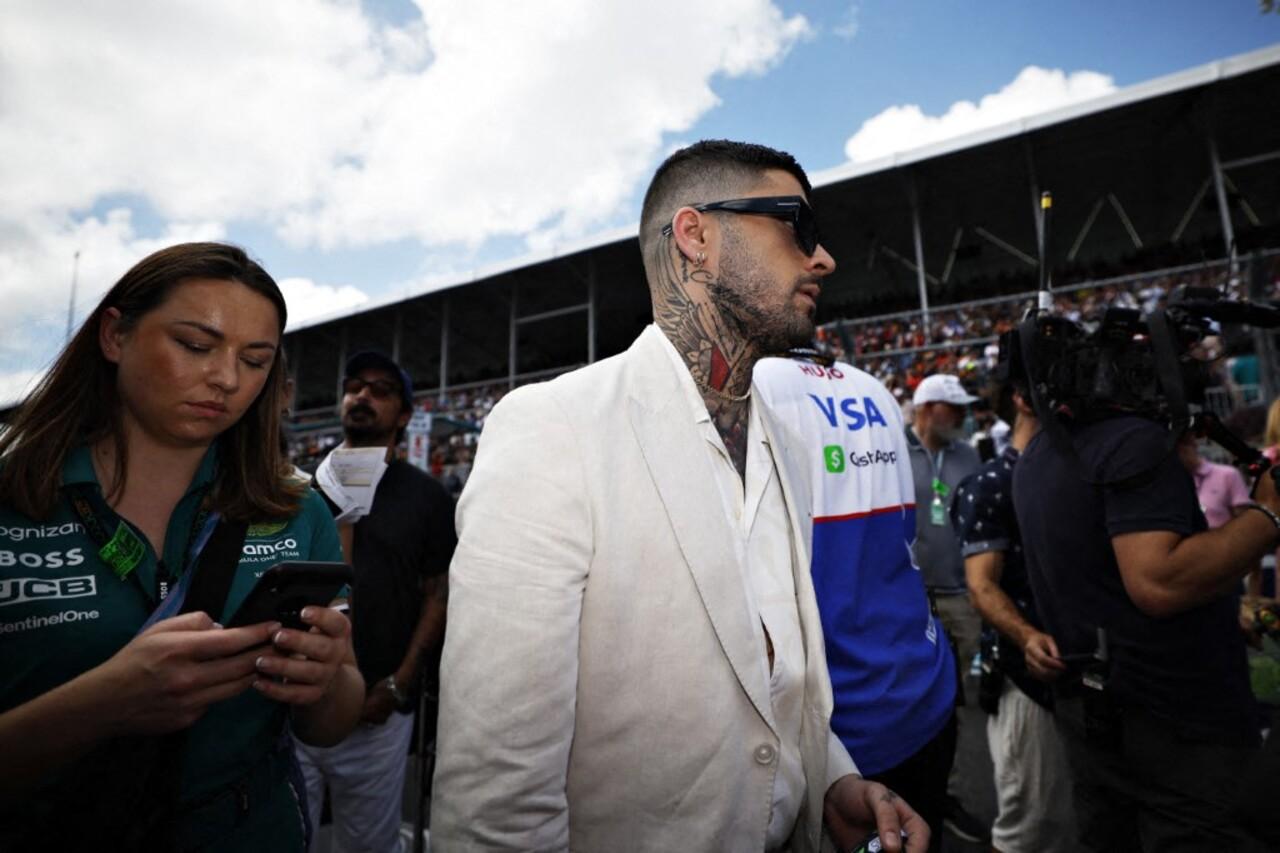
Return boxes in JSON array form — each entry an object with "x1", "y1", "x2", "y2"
[
  {"x1": 1013, "y1": 416, "x2": 1257, "y2": 743},
  {"x1": 348, "y1": 460, "x2": 456, "y2": 688},
  {"x1": 953, "y1": 446, "x2": 1052, "y2": 709}
]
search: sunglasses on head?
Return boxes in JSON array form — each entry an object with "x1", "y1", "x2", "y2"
[
  {"x1": 342, "y1": 376, "x2": 400, "y2": 399},
  {"x1": 661, "y1": 195, "x2": 822, "y2": 256}
]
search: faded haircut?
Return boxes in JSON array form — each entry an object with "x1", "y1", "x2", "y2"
[{"x1": 638, "y1": 139, "x2": 812, "y2": 284}]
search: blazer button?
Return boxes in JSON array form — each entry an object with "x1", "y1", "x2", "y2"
[{"x1": 753, "y1": 744, "x2": 776, "y2": 765}]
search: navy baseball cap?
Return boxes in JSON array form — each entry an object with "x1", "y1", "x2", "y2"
[{"x1": 344, "y1": 351, "x2": 413, "y2": 411}]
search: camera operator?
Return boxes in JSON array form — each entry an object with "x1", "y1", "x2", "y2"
[
  {"x1": 1013, "y1": 405, "x2": 1279, "y2": 851},
  {"x1": 953, "y1": 380, "x2": 1074, "y2": 853}
]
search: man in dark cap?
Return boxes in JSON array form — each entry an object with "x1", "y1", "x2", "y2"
[{"x1": 297, "y1": 351, "x2": 456, "y2": 853}]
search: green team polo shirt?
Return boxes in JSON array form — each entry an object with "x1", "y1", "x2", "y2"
[{"x1": 0, "y1": 444, "x2": 342, "y2": 849}]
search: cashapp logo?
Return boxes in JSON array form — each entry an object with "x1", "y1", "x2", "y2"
[{"x1": 823, "y1": 445, "x2": 846, "y2": 473}]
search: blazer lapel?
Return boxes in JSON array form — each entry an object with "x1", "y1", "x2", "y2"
[
  {"x1": 756, "y1": 409, "x2": 815, "y2": 570},
  {"x1": 626, "y1": 329, "x2": 775, "y2": 733},
  {"x1": 757, "y1": 405, "x2": 831, "y2": 708}
]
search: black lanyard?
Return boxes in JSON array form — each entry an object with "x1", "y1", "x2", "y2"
[{"x1": 68, "y1": 484, "x2": 211, "y2": 605}]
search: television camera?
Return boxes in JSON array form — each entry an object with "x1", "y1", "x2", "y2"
[{"x1": 1000, "y1": 193, "x2": 1280, "y2": 480}]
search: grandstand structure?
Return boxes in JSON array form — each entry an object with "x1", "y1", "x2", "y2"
[{"x1": 277, "y1": 45, "x2": 1280, "y2": 451}]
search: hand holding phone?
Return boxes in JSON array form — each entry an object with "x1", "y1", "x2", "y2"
[
  {"x1": 230, "y1": 562, "x2": 357, "y2": 708},
  {"x1": 227, "y1": 561, "x2": 352, "y2": 630},
  {"x1": 252, "y1": 604, "x2": 355, "y2": 707}
]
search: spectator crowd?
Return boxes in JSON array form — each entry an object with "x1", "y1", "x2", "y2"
[{"x1": 817, "y1": 255, "x2": 1280, "y2": 404}]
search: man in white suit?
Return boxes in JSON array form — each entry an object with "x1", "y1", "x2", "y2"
[{"x1": 432, "y1": 140, "x2": 929, "y2": 853}]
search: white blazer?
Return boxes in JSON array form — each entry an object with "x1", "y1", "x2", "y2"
[{"x1": 431, "y1": 326, "x2": 856, "y2": 852}]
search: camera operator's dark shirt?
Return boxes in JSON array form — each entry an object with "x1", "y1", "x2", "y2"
[
  {"x1": 953, "y1": 445, "x2": 1052, "y2": 710},
  {"x1": 1013, "y1": 416, "x2": 1257, "y2": 743}
]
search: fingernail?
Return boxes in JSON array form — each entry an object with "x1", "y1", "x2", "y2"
[
  {"x1": 255, "y1": 656, "x2": 267, "y2": 670},
  {"x1": 212, "y1": 622, "x2": 224, "y2": 629},
  {"x1": 252, "y1": 679, "x2": 266, "y2": 691},
  {"x1": 273, "y1": 631, "x2": 285, "y2": 645},
  {"x1": 267, "y1": 621, "x2": 282, "y2": 633},
  {"x1": 301, "y1": 607, "x2": 315, "y2": 620}
]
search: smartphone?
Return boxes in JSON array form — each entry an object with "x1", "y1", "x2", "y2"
[{"x1": 226, "y1": 561, "x2": 353, "y2": 630}]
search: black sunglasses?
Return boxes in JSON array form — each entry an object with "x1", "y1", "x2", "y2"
[
  {"x1": 661, "y1": 195, "x2": 822, "y2": 256},
  {"x1": 342, "y1": 376, "x2": 400, "y2": 399}
]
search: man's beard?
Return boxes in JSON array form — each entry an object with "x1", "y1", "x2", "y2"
[
  {"x1": 711, "y1": 224, "x2": 815, "y2": 354},
  {"x1": 932, "y1": 421, "x2": 964, "y2": 444},
  {"x1": 342, "y1": 404, "x2": 393, "y2": 446}
]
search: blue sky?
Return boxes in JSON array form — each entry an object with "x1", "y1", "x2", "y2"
[{"x1": 1, "y1": 0, "x2": 1276, "y2": 404}]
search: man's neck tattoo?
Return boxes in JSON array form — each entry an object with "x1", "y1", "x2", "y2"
[{"x1": 652, "y1": 242, "x2": 757, "y2": 476}]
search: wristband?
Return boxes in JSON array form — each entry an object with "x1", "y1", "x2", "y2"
[
  {"x1": 1243, "y1": 503, "x2": 1280, "y2": 536},
  {"x1": 384, "y1": 674, "x2": 410, "y2": 707}
]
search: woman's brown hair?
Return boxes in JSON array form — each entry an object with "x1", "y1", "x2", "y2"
[{"x1": 0, "y1": 242, "x2": 304, "y2": 521}]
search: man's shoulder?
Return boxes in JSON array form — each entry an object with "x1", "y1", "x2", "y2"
[
  {"x1": 1205, "y1": 459, "x2": 1245, "y2": 481},
  {"x1": 1073, "y1": 416, "x2": 1172, "y2": 484},
  {"x1": 755, "y1": 357, "x2": 893, "y2": 400},
  {"x1": 492, "y1": 350, "x2": 633, "y2": 420},
  {"x1": 1020, "y1": 416, "x2": 1176, "y2": 489},
  {"x1": 903, "y1": 427, "x2": 929, "y2": 462},
  {"x1": 276, "y1": 485, "x2": 339, "y2": 539},
  {"x1": 958, "y1": 454, "x2": 1012, "y2": 505},
  {"x1": 383, "y1": 459, "x2": 451, "y2": 503}
]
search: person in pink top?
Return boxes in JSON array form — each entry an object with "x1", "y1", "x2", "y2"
[
  {"x1": 1177, "y1": 433, "x2": 1253, "y2": 529},
  {"x1": 1177, "y1": 430, "x2": 1266, "y2": 611}
]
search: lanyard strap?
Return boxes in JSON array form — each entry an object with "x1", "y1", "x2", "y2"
[
  {"x1": 67, "y1": 483, "x2": 212, "y2": 603},
  {"x1": 909, "y1": 427, "x2": 949, "y2": 499},
  {"x1": 140, "y1": 513, "x2": 248, "y2": 632},
  {"x1": 930, "y1": 448, "x2": 949, "y2": 501}
]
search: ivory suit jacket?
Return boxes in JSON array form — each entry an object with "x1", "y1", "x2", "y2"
[{"x1": 431, "y1": 325, "x2": 858, "y2": 852}]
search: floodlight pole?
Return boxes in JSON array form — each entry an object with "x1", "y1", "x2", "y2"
[
  {"x1": 65, "y1": 250, "x2": 81, "y2": 341},
  {"x1": 1024, "y1": 138, "x2": 1043, "y2": 252},
  {"x1": 1038, "y1": 192, "x2": 1053, "y2": 311}
]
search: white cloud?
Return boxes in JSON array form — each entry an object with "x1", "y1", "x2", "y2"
[
  {"x1": 0, "y1": 369, "x2": 43, "y2": 410},
  {"x1": 282, "y1": 0, "x2": 810, "y2": 251},
  {"x1": 843, "y1": 66, "x2": 1116, "y2": 163},
  {"x1": 279, "y1": 277, "x2": 371, "y2": 329},
  {"x1": 2, "y1": 0, "x2": 808, "y2": 250},
  {"x1": 0, "y1": 0, "x2": 808, "y2": 377}
]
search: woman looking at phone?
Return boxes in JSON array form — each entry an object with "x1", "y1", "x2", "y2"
[{"x1": 0, "y1": 243, "x2": 364, "y2": 851}]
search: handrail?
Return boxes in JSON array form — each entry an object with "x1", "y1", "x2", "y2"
[{"x1": 848, "y1": 336, "x2": 998, "y2": 363}]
